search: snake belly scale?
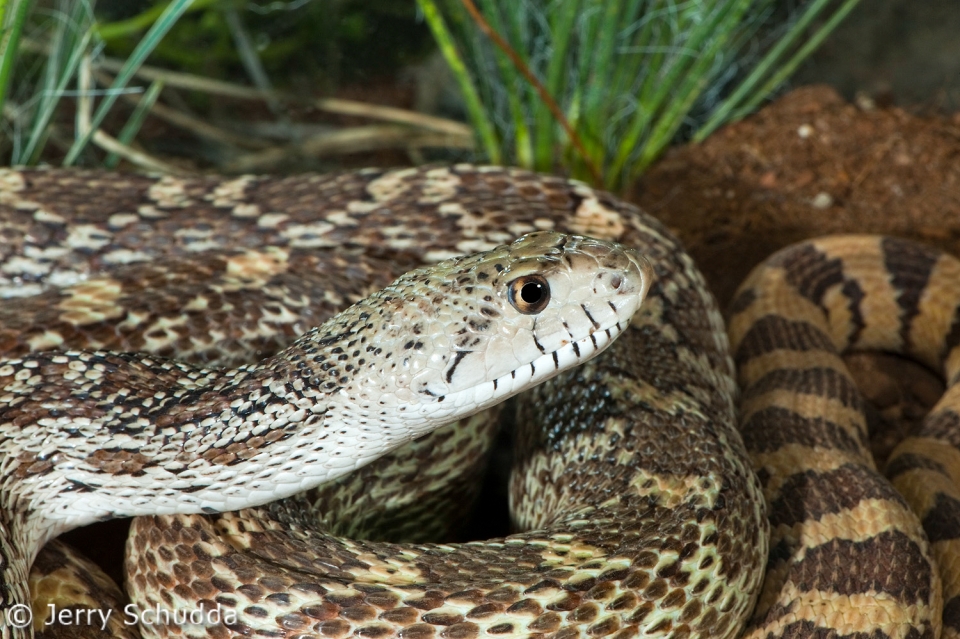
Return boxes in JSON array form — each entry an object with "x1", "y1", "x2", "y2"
[{"x1": 0, "y1": 165, "x2": 958, "y2": 639}]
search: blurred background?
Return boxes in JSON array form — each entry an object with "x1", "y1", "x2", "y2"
[{"x1": 1, "y1": 0, "x2": 957, "y2": 192}]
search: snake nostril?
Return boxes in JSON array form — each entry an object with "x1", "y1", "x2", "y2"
[{"x1": 610, "y1": 275, "x2": 623, "y2": 290}]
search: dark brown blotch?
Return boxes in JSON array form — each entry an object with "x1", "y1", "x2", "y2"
[
  {"x1": 398, "y1": 624, "x2": 436, "y2": 639},
  {"x1": 920, "y1": 492, "x2": 960, "y2": 543},
  {"x1": 440, "y1": 622, "x2": 479, "y2": 639}
]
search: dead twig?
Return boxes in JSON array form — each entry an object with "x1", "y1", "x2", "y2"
[
  {"x1": 313, "y1": 97, "x2": 473, "y2": 138},
  {"x1": 98, "y1": 57, "x2": 473, "y2": 138},
  {"x1": 94, "y1": 69, "x2": 271, "y2": 151},
  {"x1": 92, "y1": 129, "x2": 185, "y2": 174},
  {"x1": 224, "y1": 124, "x2": 474, "y2": 173}
]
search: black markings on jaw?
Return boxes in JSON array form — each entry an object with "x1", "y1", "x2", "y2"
[
  {"x1": 533, "y1": 335, "x2": 546, "y2": 354},
  {"x1": 445, "y1": 351, "x2": 470, "y2": 383},
  {"x1": 580, "y1": 304, "x2": 600, "y2": 328},
  {"x1": 581, "y1": 304, "x2": 599, "y2": 329}
]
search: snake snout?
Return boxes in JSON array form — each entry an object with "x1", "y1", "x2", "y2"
[{"x1": 594, "y1": 248, "x2": 652, "y2": 318}]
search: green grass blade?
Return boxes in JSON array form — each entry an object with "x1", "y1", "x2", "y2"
[
  {"x1": 16, "y1": 1, "x2": 71, "y2": 163},
  {"x1": 606, "y1": 0, "x2": 648, "y2": 100},
  {"x1": 533, "y1": 0, "x2": 578, "y2": 169},
  {"x1": 18, "y1": 25, "x2": 93, "y2": 164},
  {"x1": 418, "y1": 0, "x2": 498, "y2": 163},
  {"x1": 18, "y1": 0, "x2": 95, "y2": 160},
  {"x1": 621, "y1": 1, "x2": 759, "y2": 185},
  {"x1": 478, "y1": 0, "x2": 531, "y2": 167},
  {"x1": 63, "y1": 0, "x2": 195, "y2": 166},
  {"x1": 580, "y1": 0, "x2": 621, "y2": 142},
  {"x1": 612, "y1": 0, "x2": 750, "y2": 178},
  {"x1": 615, "y1": 0, "x2": 689, "y2": 167},
  {"x1": 0, "y1": 0, "x2": 32, "y2": 122},
  {"x1": 726, "y1": 0, "x2": 861, "y2": 124},
  {"x1": 693, "y1": 0, "x2": 847, "y2": 141},
  {"x1": 96, "y1": 0, "x2": 218, "y2": 42},
  {"x1": 103, "y1": 78, "x2": 163, "y2": 168},
  {"x1": 425, "y1": 0, "x2": 862, "y2": 190}
]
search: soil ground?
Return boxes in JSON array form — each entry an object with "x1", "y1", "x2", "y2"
[{"x1": 632, "y1": 85, "x2": 960, "y2": 308}]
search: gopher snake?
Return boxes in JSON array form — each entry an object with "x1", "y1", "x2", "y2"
[{"x1": 0, "y1": 166, "x2": 958, "y2": 639}]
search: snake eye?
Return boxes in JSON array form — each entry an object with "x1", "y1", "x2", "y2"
[{"x1": 508, "y1": 275, "x2": 550, "y2": 314}]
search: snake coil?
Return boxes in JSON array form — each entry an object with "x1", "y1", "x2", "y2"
[{"x1": 0, "y1": 166, "x2": 958, "y2": 639}]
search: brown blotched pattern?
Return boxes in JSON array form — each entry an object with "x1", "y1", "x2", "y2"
[
  {"x1": 729, "y1": 234, "x2": 960, "y2": 639},
  {"x1": 2, "y1": 166, "x2": 763, "y2": 639},
  {"x1": 887, "y1": 400, "x2": 960, "y2": 639},
  {"x1": 4, "y1": 168, "x2": 960, "y2": 639},
  {"x1": 31, "y1": 540, "x2": 139, "y2": 639},
  {"x1": 120, "y1": 172, "x2": 764, "y2": 639}
]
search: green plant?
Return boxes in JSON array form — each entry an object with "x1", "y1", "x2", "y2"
[
  {"x1": 418, "y1": 0, "x2": 861, "y2": 192},
  {"x1": 1, "y1": 0, "x2": 195, "y2": 166},
  {"x1": 0, "y1": 0, "x2": 444, "y2": 169}
]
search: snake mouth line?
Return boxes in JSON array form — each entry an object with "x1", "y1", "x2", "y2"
[
  {"x1": 423, "y1": 320, "x2": 627, "y2": 420},
  {"x1": 202, "y1": 322, "x2": 632, "y2": 515}
]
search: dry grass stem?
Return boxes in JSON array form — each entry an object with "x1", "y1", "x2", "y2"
[
  {"x1": 93, "y1": 69, "x2": 272, "y2": 151},
  {"x1": 76, "y1": 54, "x2": 94, "y2": 140},
  {"x1": 92, "y1": 129, "x2": 184, "y2": 174},
  {"x1": 100, "y1": 57, "x2": 472, "y2": 137},
  {"x1": 313, "y1": 98, "x2": 473, "y2": 137},
  {"x1": 100, "y1": 57, "x2": 266, "y2": 99},
  {"x1": 225, "y1": 124, "x2": 474, "y2": 173},
  {"x1": 144, "y1": 99, "x2": 273, "y2": 150}
]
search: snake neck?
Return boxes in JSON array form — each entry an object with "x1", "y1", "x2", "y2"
[
  {"x1": 0, "y1": 332, "x2": 417, "y2": 530},
  {"x1": 0, "y1": 229, "x2": 650, "y2": 623}
]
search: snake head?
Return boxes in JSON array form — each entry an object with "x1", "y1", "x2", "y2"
[{"x1": 317, "y1": 231, "x2": 652, "y2": 438}]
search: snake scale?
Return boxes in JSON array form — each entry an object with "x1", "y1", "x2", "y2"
[{"x1": 0, "y1": 165, "x2": 958, "y2": 639}]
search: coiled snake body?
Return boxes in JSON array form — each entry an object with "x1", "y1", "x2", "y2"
[{"x1": 0, "y1": 166, "x2": 958, "y2": 639}]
